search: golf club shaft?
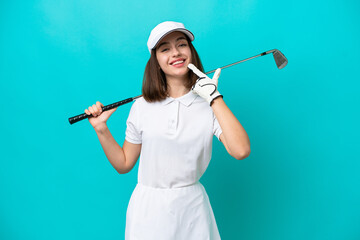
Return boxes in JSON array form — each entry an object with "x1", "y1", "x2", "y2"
[
  {"x1": 205, "y1": 49, "x2": 276, "y2": 74},
  {"x1": 69, "y1": 49, "x2": 283, "y2": 125}
]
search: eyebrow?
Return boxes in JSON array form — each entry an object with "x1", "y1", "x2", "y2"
[{"x1": 157, "y1": 36, "x2": 187, "y2": 49}]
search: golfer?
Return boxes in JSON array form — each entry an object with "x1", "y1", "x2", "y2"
[{"x1": 85, "y1": 21, "x2": 250, "y2": 239}]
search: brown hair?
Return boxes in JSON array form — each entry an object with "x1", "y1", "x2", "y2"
[{"x1": 142, "y1": 36, "x2": 204, "y2": 102}]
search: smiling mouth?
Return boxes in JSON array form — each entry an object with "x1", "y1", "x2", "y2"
[{"x1": 170, "y1": 59, "x2": 185, "y2": 65}]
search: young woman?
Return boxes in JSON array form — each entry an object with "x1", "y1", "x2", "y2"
[{"x1": 85, "y1": 21, "x2": 250, "y2": 240}]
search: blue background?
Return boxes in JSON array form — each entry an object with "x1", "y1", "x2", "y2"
[{"x1": 1, "y1": 0, "x2": 359, "y2": 239}]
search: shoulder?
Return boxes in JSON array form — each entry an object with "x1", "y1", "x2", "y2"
[
  {"x1": 131, "y1": 96, "x2": 164, "y2": 113},
  {"x1": 134, "y1": 96, "x2": 170, "y2": 107},
  {"x1": 133, "y1": 96, "x2": 146, "y2": 106},
  {"x1": 192, "y1": 95, "x2": 213, "y2": 111},
  {"x1": 132, "y1": 96, "x2": 158, "y2": 108},
  {"x1": 193, "y1": 95, "x2": 207, "y2": 105}
]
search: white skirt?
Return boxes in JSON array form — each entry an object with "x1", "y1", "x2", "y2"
[{"x1": 125, "y1": 182, "x2": 221, "y2": 240}]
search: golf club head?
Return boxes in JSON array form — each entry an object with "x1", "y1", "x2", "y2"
[{"x1": 273, "y1": 50, "x2": 288, "y2": 69}]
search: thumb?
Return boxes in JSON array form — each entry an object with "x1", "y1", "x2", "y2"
[
  {"x1": 102, "y1": 107, "x2": 118, "y2": 117},
  {"x1": 212, "y1": 68, "x2": 221, "y2": 84},
  {"x1": 108, "y1": 107, "x2": 118, "y2": 114}
]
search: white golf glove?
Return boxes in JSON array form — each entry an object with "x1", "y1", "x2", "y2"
[{"x1": 188, "y1": 63, "x2": 223, "y2": 105}]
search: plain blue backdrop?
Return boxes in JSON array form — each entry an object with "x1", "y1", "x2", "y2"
[{"x1": 1, "y1": 0, "x2": 359, "y2": 239}]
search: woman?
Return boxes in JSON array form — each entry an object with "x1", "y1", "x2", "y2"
[{"x1": 85, "y1": 21, "x2": 250, "y2": 240}]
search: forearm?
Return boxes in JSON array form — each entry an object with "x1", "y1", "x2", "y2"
[
  {"x1": 211, "y1": 97, "x2": 250, "y2": 158},
  {"x1": 187, "y1": 64, "x2": 250, "y2": 158},
  {"x1": 94, "y1": 124, "x2": 127, "y2": 173}
]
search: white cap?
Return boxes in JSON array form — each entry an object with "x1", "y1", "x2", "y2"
[{"x1": 147, "y1": 21, "x2": 194, "y2": 53}]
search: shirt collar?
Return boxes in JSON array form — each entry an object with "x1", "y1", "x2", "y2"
[{"x1": 161, "y1": 91, "x2": 198, "y2": 107}]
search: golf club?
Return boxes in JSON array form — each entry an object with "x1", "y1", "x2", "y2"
[{"x1": 68, "y1": 49, "x2": 288, "y2": 125}]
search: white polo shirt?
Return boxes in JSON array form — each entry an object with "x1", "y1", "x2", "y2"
[
  {"x1": 125, "y1": 91, "x2": 223, "y2": 239},
  {"x1": 125, "y1": 90, "x2": 222, "y2": 188}
]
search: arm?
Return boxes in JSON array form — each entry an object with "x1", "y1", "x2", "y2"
[
  {"x1": 94, "y1": 124, "x2": 141, "y2": 174},
  {"x1": 187, "y1": 64, "x2": 250, "y2": 160},
  {"x1": 84, "y1": 101, "x2": 141, "y2": 174},
  {"x1": 211, "y1": 97, "x2": 250, "y2": 160}
]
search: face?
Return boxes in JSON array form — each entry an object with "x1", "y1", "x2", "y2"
[{"x1": 155, "y1": 31, "x2": 192, "y2": 79}]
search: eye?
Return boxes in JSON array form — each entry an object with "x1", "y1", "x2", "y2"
[
  {"x1": 179, "y1": 43, "x2": 188, "y2": 47},
  {"x1": 161, "y1": 48, "x2": 169, "y2": 52}
]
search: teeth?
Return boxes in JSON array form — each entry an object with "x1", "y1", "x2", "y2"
[{"x1": 172, "y1": 60, "x2": 184, "y2": 65}]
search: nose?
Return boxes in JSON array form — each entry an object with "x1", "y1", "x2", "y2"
[{"x1": 171, "y1": 46, "x2": 181, "y2": 56}]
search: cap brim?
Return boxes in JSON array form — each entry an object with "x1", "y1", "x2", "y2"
[{"x1": 151, "y1": 28, "x2": 194, "y2": 51}]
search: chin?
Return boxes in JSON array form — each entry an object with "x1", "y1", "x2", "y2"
[
  {"x1": 164, "y1": 68, "x2": 189, "y2": 79},
  {"x1": 173, "y1": 69, "x2": 189, "y2": 77}
]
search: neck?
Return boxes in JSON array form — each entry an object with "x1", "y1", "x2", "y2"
[{"x1": 166, "y1": 75, "x2": 190, "y2": 98}]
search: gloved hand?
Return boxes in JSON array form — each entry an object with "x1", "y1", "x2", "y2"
[{"x1": 188, "y1": 63, "x2": 223, "y2": 105}]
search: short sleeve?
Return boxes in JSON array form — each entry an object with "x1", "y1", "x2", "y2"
[
  {"x1": 213, "y1": 113, "x2": 223, "y2": 141},
  {"x1": 125, "y1": 101, "x2": 142, "y2": 144}
]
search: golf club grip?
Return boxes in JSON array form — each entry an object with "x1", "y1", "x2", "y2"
[{"x1": 68, "y1": 97, "x2": 134, "y2": 125}]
